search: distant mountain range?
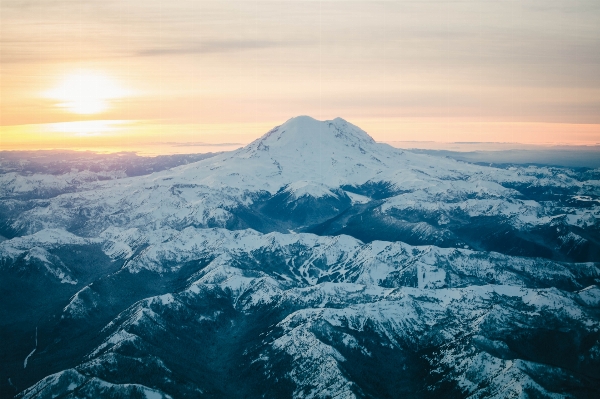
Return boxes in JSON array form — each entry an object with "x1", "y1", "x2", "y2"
[
  {"x1": 399, "y1": 147, "x2": 600, "y2": 169},
  {"x1": 1, "y1": 116, "x2": 599, "y2": 398}
]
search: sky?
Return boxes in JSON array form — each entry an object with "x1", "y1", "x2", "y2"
[{"x1": 1, "y1": 0, "x2": 599, "y2": 154}]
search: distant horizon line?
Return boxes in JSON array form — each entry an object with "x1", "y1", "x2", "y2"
[
  {"x1": 2, "y1": 141, "x2": 600, "y2": 157},
  {"x1": 2, "y1": 118, "x2": 599, "y2": 152}
]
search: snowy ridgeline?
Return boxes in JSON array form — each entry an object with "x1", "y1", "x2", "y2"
[
  {"x1": 1, "y1": 116, "x2": 599, "y2": 399},
  {"x1": 5, "y1": 224, "x2": 600, "y2": 399}
]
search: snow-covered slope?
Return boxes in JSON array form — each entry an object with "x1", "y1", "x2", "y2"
[
  {"x1": 11, "y1": 228, "x2": 599, "y2": 398},
  {"x1": 1, "y1": 116, "x2": 599, "y2": 398},
  {"x1": 2, "y1": 225, "x2": 599, "y2": 398}
]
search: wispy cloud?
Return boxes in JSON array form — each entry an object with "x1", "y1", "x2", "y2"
[
  {"x1": 138, "y1": 40, "x2": 309, "y2": 57},
  {"x1": 156, "y1": 142, "x2": 243, "y2": 147}
]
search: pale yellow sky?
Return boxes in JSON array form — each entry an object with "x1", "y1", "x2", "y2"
[{"x1": 1, "y1": 0, "x2": 600, "y2": 153}]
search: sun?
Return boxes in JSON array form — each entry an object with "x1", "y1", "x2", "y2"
[{"x1": 46, "y1": 71, "x2": 130, "y2": 114}]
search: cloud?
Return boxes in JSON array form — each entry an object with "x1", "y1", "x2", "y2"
[
  {"x1": 156, "y1": 142, "x2": 243, "y2": 147},
  {"x1": 137, "y1": 40, "x2": 308, "y2": 57}
]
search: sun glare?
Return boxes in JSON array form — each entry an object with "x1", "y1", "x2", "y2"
[{"x1": 45, "y1": 71, "x2": 130, "y2": 114}]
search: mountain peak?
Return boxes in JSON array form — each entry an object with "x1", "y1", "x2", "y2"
[
  {"x1": 209, "y1": 116, "x2": 394, "y2": 190},
  {"x1": 250, "y1": 116, "x2": 376, "y2": 151},
  {"x1": 184, "y1": 116, "x2": 400, "y2": 192}
]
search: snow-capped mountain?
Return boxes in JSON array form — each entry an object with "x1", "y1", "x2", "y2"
[
  {"x1": 4, "y1": 116, "x2": 598, "y2": 261},
  {"x1": 1, "y1": 116, "x2": 599, "y2": 398}
]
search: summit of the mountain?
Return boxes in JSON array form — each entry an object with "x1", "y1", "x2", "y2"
[
  {"x1": 247, "y1": 115, "x2": 377, "y2": 151},
  {"x1": 181, "y1": 116, "x2": 399, "y2": 192}
]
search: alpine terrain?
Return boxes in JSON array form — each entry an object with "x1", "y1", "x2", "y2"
[{"x1": 1, "y1": 116, "x2": 599, "y2": 398}]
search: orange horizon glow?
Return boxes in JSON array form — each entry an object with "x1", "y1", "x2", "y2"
[{"x1": 1, "y1": 118, "x2": 599, "y2": 156}]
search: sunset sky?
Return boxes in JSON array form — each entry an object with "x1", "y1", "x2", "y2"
[{"x1": 1, "y1": 0, "x2": 599, "y2": 154}]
